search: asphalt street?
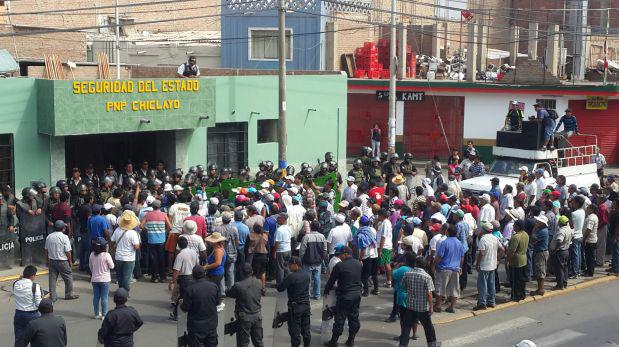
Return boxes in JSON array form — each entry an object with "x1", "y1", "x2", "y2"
[{"x1": 0, "y1": 270, "x2": 618, "y2": 347}]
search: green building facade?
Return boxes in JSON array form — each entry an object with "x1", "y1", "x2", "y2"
[{"x1": 0, "y1": 74, "x2": 347, "y2": 191}]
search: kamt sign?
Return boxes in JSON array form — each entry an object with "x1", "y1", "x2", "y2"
[{"x1": 376, "y1": 91, "x2": 425, "y2": 102}]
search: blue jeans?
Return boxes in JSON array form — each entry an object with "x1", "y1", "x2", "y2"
[
  {"x1": 224, "y1": 261, "x2": 235, "y2": 291},
  {"x1": 371, "y1": 140, "x2": 380, "y2": 157},
  {"x1": 14, "y1": 310, "x2": 40, "y2": 346},
  {"x1": 476, "y1": 270, "x2": 496, "y2": 306},
  {"x1": 570, "y1": 238, "x2": 582, "y2": 276},
  {"x1": 612, "y1": 238, "x2": 619, "y2": 273},
  {"x1": 79, "y1": 233, "x2": 91, "y2": 270},
  {"x1": 304, "y1": 265, "x2": 321, "y2": 299},
  {"x1": 92, "y1": 282, "x2": 110, "y2": 316},
  {"x1": 116, "y1": 260, "x2": 135, "y2": 292}
]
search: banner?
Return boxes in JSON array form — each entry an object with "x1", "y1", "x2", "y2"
[{"x1": 586, "y1": 96, "x2": 608, "y2": 110}]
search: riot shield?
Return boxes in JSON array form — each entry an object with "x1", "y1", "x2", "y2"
[
  {"x1": 320, "y1": 292, "x2": 337, "y2": 344},
  {"x1": 0, "y1": 231, "x2": 19, "y2": 269},
  {"x1": 270, "y1": 291, "x2": 289, "y2": 347}
]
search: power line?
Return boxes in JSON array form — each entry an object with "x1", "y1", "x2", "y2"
[{"x1": 0, "y1": 0, "x2": 201, "y2": 17}]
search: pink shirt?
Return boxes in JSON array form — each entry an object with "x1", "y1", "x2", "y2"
[{"x1": 89, "y1": 252, "x2": 114, "y2": 283}]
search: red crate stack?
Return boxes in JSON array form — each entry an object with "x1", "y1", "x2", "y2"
[{"x1": 354, "y1": 42, "x2": 380, "y2": 79}]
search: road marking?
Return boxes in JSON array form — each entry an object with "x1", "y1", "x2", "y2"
[
  {"x1": 442, "y1": 316, "x2": 537, "y2": 347},
  {"x1": 533, "y1": 329, "x2": 586, "y2": 347}
]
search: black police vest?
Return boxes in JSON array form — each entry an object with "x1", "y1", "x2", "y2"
[{"x1": 182, "y1": 63, "x2": 198, "y2": 77}]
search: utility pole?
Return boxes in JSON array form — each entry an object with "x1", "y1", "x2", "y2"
[
  {"x1": 115, "y1": 0, "x2": 121, "y2": 79},
  {"x1": 604, "y1": 7, "x2": 610, "y2": 85},
  {"x1": 278, "y1": 0, "x2": 288, "y2": 169},
  {"x1": 387, "y1": 0, "x2": 397, "y2": 155}
]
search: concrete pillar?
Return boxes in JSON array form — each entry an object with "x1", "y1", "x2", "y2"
[
  {"x1": 431, "y1": 23, "x2": 441, "y2": 57},
  {"x1": 325, "y1": 21, "x2": 338, "y2": 71},
  {"x1": 528, "y1": 22, "x2": 538, "y2": 60},
  {"x1": 466, "y1": 24, "x2": 478, "y2": 81},
  {"x1": 50, "y1": 136, "x2": 65, "y2": 185},
  {"x1": 476, "y1": 24, "x2": 488, "y2": 71},
  {"x1": 397, "y1": 22, "x2": 407, "y2": 79},
  {"x1": 509, "y1": 26, "x2": 520, "y2": 66},
  {"x1": 546, "y1": 24, "x2": 560, "y2": 77},
  {"x1": 570, "y1": 0, "x2": 589, "y2": 80}
]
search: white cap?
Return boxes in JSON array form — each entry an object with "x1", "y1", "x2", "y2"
[
  {"x1": 519, "y1": 166, "x2": 529, "y2": 172},
  {"x1": 289, "y1": 187, "x2": 299, "y2": 195},
  {"x1": 515, "y1": 340, "x2": 537, "y2": 347},
  {"x1": 164, "y1": 183, "x2": 173, "y2": 192},
  {"x1": 480, "y1": 193, "x2": 491, "y2": 202},
  {"x1": 285, "y1": 175, "x2": 294, "y2": 180},
  {"x1": 335, "y1": 213, "x2": 346, "y2": 224},
  {"x1": 422, "y1": 178, "x2": 431, "y2": 186},
  {"x1": 145, "y1": 195, "x2": 155, "y2": 205},
  {"x1": 103, "y1": 203, "x2": 114, "y2": 211},
  {"x1": 173, "y1": 184, "x2": 183, "y2": 191},
  {"x1": 210, "y1": 197, "x2": 219, "y2": 206},
  {"x1": 346, "y1": 176, "x2": 355, "y2": 182},
  {"x1": 260, "y1": 181, "x2": 270, "y2": 189}
]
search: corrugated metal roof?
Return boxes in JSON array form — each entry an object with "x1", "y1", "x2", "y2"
[{"x1": 0, "y1": 49, "x2": 19, "y2": 73}]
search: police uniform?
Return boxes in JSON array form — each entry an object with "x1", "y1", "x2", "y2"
[
  {"x1": 347, "y1": 168, "x2": 366, "y2": 185},
  {"x1": 400, "y1": 161, "x2": 418, "y2": 192},
  {"x1": 367, "y1": 166, "x2": 383, "y2": 184},
  {"x1": 383, "y1": 162, "x2": 400, "y2": 191}
]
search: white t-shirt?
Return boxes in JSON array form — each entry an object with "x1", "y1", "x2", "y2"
[
  {"x1": 179, "y1": 234, "x2": 207, "y2": 254},
  {"x1": 535, "y1": 177, "x2": 546, "y2": 201},
  {"x1": 361, "y1": 227, "x2": 379, "y2": 260},
  {"x1": 571, "y1": 209, "x2": 585, "y2": 239},
  {"x1": 377, "y1": 219, "x2": 393, "y2": 250},
  {"x1": 169, "y1": 203, "x2": 191, "y2": 234},
  {"x1": 111, "y1": 227, "x2": 140, "y2": 261},
  {"x1": 429, "y1": 233, "x2": 446, "y2": 253},
  {"x1": 105, "y1": 214, "x2": 118, "y2": 230},
  {"x1": 400, "y1": 235, "x2": 423, "y2": 255},
  {"x1": 45, "y1": 231, "x2": 71, "y2": 260},
  {"x1": 477, "y1": 234, "x2": 500, "y2": 271},
  {"x1": 584, "y1": 213, "x2": 599, "y2": 244},
  {"x1": 327, "y1": 224, "x2": 353, "y2": 254},
  {"x1": 173, "y1": 248, "x2": 199, "y2": 276}
]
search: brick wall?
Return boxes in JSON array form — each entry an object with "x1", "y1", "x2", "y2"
[
  {"x1": 1, "y1": 0, "x2": 220, "y2": 32},
  {"x1": 0, "y1": 26, "x2": 87, "y2": 60},
  {"x1": 27, "y1": 65, "x2": 131, "y2": 79}
]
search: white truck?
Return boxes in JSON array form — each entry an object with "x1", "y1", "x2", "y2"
[{"x1": 460, "y1": 142, "x2": 600, "y2": 194}]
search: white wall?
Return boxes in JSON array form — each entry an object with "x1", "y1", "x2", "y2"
[{"x1": 462, "y1": 93, "x2": 571, "y2": 139}]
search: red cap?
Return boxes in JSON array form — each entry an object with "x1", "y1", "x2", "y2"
[
  {"x1": 439, "y1": 194, "x2": 448, "y2": 202},
  {"x1": 430, "y1": 223, "x2": 442, "y2": 232},
  {"x1": 551, "y1": 191, "x2": 561, "y2": 198}
]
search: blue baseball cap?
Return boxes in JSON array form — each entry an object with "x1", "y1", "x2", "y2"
[{"x1": 359, "y1": 215, "x2": 370, "y2": 226}]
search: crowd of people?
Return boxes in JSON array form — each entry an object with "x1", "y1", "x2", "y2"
[{"x1": 5, "y1": 149, "x2": 619, "y2": 347}]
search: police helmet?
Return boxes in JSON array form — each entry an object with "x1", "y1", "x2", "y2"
[
  {"x1": 188, "y1": 166, "x2": 197, "y2": 174},
  {"x1": 380, "y1": 152, "x2": 389, "y2": 161},
  {"x1": 353, "y1": 159, "x2": 362, "y2": 168},
  {"x1": 21, "y1": 187, "x2": 36, "y2": 198},
  {"x1": 56, "y1": 180, "x2": 68, "y2": 189},
  {"x1": 325, "y1": 152, "x2": 334, "y2": 163},
  {"x1": 172, "y1": 169, "x2": 183, "y2": 178},
  {"x1": 404, "y1": 153, "x2": 413, "y2": 160},
  {"x1": 286, "y1": 165, "x2": 296, "y2": 176},
  {"x1": 361, "y1": 146, "x2": 372, "y2": 156},
  {"x1": 391, "y1": 153, "x2": 399, "y2": 160},
  {"x1": 49, "y1": 186, "x2": 61, "y2": 195},
  {"x1": 208, "y1": 164, "x2": 218, "y2": 172}
]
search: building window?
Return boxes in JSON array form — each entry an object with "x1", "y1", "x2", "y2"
[
  {"x1": 248, "y1": 28, "x2": 292, "y2": 61},
  {"x1": 535, "y1": 99, "x2": 557, "y2": 111},
  {"x1": 257, "y1": 119, "x2": 278, "y2": 143},
  {"x1": 207, "y1": 122, "x2": 248, "y2": 173},
  {"x1": 0, "y1": 134, "x2": 14, "y2": 190}
]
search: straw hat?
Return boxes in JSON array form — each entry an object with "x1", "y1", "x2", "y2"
[
  {"x1": 392, "y1": 175, "x2": 405, "y2": 185},
  {"x1": 206, "y1": 232, "x2": 227, "y2": 243},
  {"x1": 118, "y1": 211, "x2": 139, "y2": 230}
]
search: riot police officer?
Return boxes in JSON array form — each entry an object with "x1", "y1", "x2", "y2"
[
  {"x1": 383, "y1": 153, "x2": 401, "y2": 191},
  {"x1": 348, "y1": 159, "x2": 366, "y2": 185},
  {"x1": 314, "y1": 162, "x2": 329, "y2": 179},
  {"x1": 119, "y1": 161, "x2": 137, "y2": 188},
  {"x1": 360, "y1": 146, "x2": 372, "y2": 170},
  {"x1": 45, "y1": 187, "x2": 61, "y2": 228},
  {"x1": 155, "y1": 160, "x2": 168, "y2": 180},
  {"x1": 327, "y1": 160, "x2": 343, "y2": 186},
  {"x1": 299, "y1": 163, "x2": 313, "y2": 179},
  {"x1": 400, "y1": 153, "x2": 419, "y2": 194},
  {"x1": 204, "y1": 164, "x2": 219, "y2": 187},
  {"x1": 367, "y1": 157, "x2": 383, "y2": 185},
  {"x1": 99, "y1": 177, "x2": 114, "y2": 204}
]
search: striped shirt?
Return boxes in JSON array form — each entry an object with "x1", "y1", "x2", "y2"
[
  {"x1": 143, "y1": 210, "x2": 167, "y2": 244},
  {"x1": 555, "y1": 115, "x2": 579, "y2": 133}
]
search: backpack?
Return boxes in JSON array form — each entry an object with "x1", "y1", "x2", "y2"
[
  {"x1": 223, "y1": 228, "x2": 237, "y2": 263},
  {"x1": 547, "y1": 109, "x2": 559, "y2": 120}
]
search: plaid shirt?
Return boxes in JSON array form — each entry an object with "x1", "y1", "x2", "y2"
[
  {"x1": 403, "y1": 267, "x2": 434, "y2": 312},
  {"x1": 205, "y1": 214, "x2": 216, "y2": 236}
]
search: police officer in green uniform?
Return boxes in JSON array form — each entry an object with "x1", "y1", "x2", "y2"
[
  {"x1": 348, "y1": 159, "x2": 367, "y2": 185},
  {"x1": 367, "y1": 157, "x2": 383, "y2": 185},
  {"x1": 204, "y1": 164, "x2": 220, "y2": 187},
  {"x1": 327, "y1": 161, "x2": 343, "y2": 187},
  {"x1": 360, "y1": 146, "x2": 373, "y2": 171},
  {"x1": 399, "y1": 153, "x2": 418, "y2": 194},
  {"x1": 383, "y1": 153, "x2": 400, "y2": 192},
  {"x1": 98, "y1": 177, "x2": 113, "y2": 205},
  {"x1": 314, "y1": 162, "x2": 329, "y2": 179}
]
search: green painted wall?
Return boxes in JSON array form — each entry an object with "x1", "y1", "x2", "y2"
[
  {"x1": 212, "y1": 74, "x2": 348, "y2": 171},
  {"x1": 0, "y1": 79, "x2": 51, "y2": 190}
]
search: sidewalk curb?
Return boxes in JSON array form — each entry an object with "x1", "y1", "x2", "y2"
[
  {"x1": 0, "y1": 264, "x2": 81, "y2": 283},
  {"x1": 434, "y1": 275, "x2": 619, "y2": 324}
]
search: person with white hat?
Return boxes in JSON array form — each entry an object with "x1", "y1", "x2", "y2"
[
  {"x1": 327, "y1": 213, "x2": 353, "y2": 257},
  {"x1": 421, "y1": 178, "x2": 434, "y2": 198},
  {"x1": 474, "y1": 221, "x2": 504, "y2": 310},
  {"x1": 111, "y1": 211, "x2": 141, "y2": 293},
  {"x1": 342, "y1": 176, "x2": 358, "y2": 203},
  {"x1": 530, "y1": 215, "x2": 550, "y2": 296}
]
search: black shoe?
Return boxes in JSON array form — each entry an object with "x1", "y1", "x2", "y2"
[
  {"x1": 371, "y1": 289, "x2": 380, "y2": 295},
  {"x1": 384, "y1": 315, "x2": 397, "y2": 323},
  {"x1": 345, "y1": 337, "x2": 355, "y2": 347},
  {"x1": 445, "y1": 307, "x2": 455, "y2": 313},
  {"x1": 65, "y1": 295, "x2": 80, "y2": 300},
  {"x1": 169, "y1": 312, "x2": 177, "y2": 321},
  {"x1": 362, "y1": 291, "x2": 369, "y2": 297},
  {"x1": 487, "y1": 303, "x2": 495, "y2": 308},
  {"x1": 472, "y1": 305, "x2": 486, "y2": 311}
]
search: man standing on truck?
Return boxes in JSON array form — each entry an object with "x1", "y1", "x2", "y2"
[
  {"x1": 554, "y1": 108, "x2": 579, "y2": 139},
  {"x1": 533, "y1": 103, "x2": 556, "y2": 151}
]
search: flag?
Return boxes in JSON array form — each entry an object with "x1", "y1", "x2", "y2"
[{"x1": 461, "y1": 9, "x2": 474, "y2": 22}]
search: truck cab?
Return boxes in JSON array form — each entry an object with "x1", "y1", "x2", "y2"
[{"x1": 460, "y1": 121, "x2": 599, "y2": 194}]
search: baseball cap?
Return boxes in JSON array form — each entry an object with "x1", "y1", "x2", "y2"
[
  {"x1": 558, "y1": 215, "x2": 569, "y2": 225},
  {"x1": 53, "y1": 220, "x2": 66, "y2": 231},
  {"x1": 454, "y1": 209, "x2": 465, "y2": 218},
  {"x1": 151, "y1": 199, "x2": 161, "y2": 208},
  {"x1": 335, "y1": 213, "x2": 346, "y2": 224},
  {"x1": 346, "y1": 176, "x2": 355, "y2": 182},
  {"x1": 146, "y1": 195, "x2": 155, "y2": 205},
  {"x1": 359, "y1": 215, "x2": 370, "y2": 226},
  {"x1": 173, "y1": 184, "x2": 184, "y2": 191},
  {"x1": 164, "y1": 183, "x2": 173, "y2": 192},
  {"x1": 334, "y1": 245, "x2": 352, "y2": 256}
]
